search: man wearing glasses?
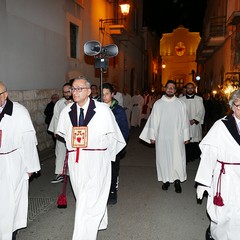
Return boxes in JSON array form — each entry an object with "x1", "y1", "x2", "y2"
[
  {"x1": 56, "y1": 76, "x2": 126, "y2": 240},
  {"x1": 0, "y1": 81, "x2": 40, "y2": 240},
  {"x1": 195, "y1": 89, "x2": 240, "y2": 240}
]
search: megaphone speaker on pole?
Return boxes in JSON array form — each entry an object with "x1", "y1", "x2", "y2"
[{"x1": 84, "y1": 40, "x2": 101, "y2": 56}]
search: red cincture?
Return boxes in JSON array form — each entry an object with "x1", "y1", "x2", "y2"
[
  {"x1": 68, "y1": 148, "x2": 107, "y2": 163},
  {"x1": 214, "y1": 160, "x2": 240, "y2": 206}
]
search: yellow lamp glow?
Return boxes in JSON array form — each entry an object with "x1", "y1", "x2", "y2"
[{"x1": 120, "y1": 3, "x2": 130, "y2": 16}]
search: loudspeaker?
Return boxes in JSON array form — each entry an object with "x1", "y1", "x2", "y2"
[
  {"x1": 101, "y1": 44, "x2": 118, "y2": 58},
  {"x1": 84, "y1": 40, "x2": 101, "y2": 56}
]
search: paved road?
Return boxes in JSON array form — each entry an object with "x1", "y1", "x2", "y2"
[{"x1": 18, "y1": 125, "x2": 209, "y2": 240}]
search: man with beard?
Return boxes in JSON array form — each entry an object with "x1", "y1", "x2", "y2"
[
  {"x1": 140, "y1": 80, "x2": 190, "y2": 193},
  {"x1": 180, "y1": 82, "x2": 205, "y2": 163},
  {"x1": 48, "y1": 82, "x2": 72, "y2": 183}
]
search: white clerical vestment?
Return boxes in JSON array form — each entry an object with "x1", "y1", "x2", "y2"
[
  {"x1": 131, "y1": 94, "x2": 144, "y2": 127},
  {"x1": 123, "y1": 93, "x2": 132, "y2": 128},
  {"x1": 48, "y1": 98, "x2": 69, "y2": 174},
  {"x1": 56, "y1": 100, "x2": 126, "y2": 240},
  {"x1": 195, "y1": 117, "x2": 240, "y2": 240},
  {"x1": 139, "y1": 95, "x2": 189, "y2": 183},
  {"x1": 0, "y1": 101, "x2": 40, "y2": 240},
  {"x1": 180, "y1": 95, "x2": 205, "y2": 142}
]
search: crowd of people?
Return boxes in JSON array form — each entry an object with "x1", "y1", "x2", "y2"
[
  {"x1": 43, "y1": 80, "x2": 237, "y2": 240},
  {"x1": 1, "y1": 77, "x2": 239, "y2": 240}
]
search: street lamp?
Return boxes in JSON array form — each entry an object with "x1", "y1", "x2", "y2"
[
  {"x1": 119, "y1": 2, "x2": 130, "y2": 16},
  {"x1": 196, "y1": 75, "x2": 201, "y2": 81},
  {"x1": 99, "y1": 1, "x2": 130, "y2": 32},
  {"x1": 162, "y1": 62, "x2": 166, "y2": 69},
  {"x1": 84, "y1": 40, "x2": 118, "y2": 101}
]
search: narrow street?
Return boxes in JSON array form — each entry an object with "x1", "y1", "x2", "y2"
[{"x1": 18, "y1": 124, "x2": 209, "y2": 240}]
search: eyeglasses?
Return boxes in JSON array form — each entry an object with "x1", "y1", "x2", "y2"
[
  {"x1": 0, "y1": 91, "x2": 6, "y2": 96},
  {"x1": 70, "y1": 87, "x2": 89, "y2": 93},
  {"x1": 233, "y1": 103, "x2": 240, "y2": 110}
]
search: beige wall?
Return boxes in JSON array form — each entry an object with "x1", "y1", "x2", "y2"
[
  {"x1": 160, "y1": 26, "x2": 200, "y2": 90},
  {"x1": 1, "y1": 0, "x2": 150, "y2": 152}
]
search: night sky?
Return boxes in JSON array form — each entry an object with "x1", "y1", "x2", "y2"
[{"x1": 143, "y1": 0, "x2": 208, "y2": 36}]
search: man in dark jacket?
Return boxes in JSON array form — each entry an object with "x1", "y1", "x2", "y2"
[{"x1": 102, "y1": 82, "x2": 129, "y2": 204}]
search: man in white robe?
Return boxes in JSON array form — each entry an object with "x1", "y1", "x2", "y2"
[
  {"x1": 131, "y1": 89, "x2": 144, "y2": 127},
  {"x1": 122, "y1": 87, "x2": 132, "y2": 129},
  {"x1": 195, "y1": 89, "x2": 240, "y2": 240},
  {"x1": 48, "y1": 82, "x2": 72, "y2": 183},
  {"x1": 141, "y1": 89, "x2": 152, "y2": 120},
  {"x1": 56, "y1": 76, "x2": 126, "y2": 240},
  {"x1": 180, "y1": 82, "x2": 205, "y2": 162},
  {"x1": 112, "y1": 84, "x2": 123, "y2": 107},
  {"x1": 140, "y1": 80, "x2": 190, "y2": 193},
  {"x1": 0, "y1": 81, "x2": 40, "y2": 240}
]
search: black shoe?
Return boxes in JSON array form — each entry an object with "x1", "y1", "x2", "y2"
[
  {"x1": 162, "y1": 182, "x2": 170, "y2": 190},
  {"x1": 108, "y1": 191, "x2": 117, "y2": 205},
  {"x1": 205, "y1": 226, "x2": 214, "y2": 240},
  {"x1": 12, "y1": 231, "x2": 17, "y2": 240},
  {"x1": 174, "y1": 180, "x2": 182, "y2": 193}
]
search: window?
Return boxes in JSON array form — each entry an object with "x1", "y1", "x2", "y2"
[
  {"x1": 70, "y1": 23, "x2": 78, "y2": 58},
  {"x1": 66, "y1": 13, "x2": 82, "y2": 60}
]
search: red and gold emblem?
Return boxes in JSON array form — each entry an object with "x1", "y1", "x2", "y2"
[
  {"x1": 72, "y1": 126, "x2": 88, "y2": 148},
  {"x1": 175, "y1": 42, "x2": 186, "y2": 56}
]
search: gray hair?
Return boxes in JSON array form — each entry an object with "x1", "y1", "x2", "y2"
[
  {"x1": 229, "y1": 89, "x2": 240, "y2": 109},
  {"x1": 0, "y1": 81, "x2": 7, "y2": 90},
  {"x1": 74, "y1": 76, "x2": 91, "y2": 88}
]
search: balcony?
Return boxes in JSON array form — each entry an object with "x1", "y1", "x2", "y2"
[
  {"x1": 205, "y1": 16, "x2": 226, "y2": 46},
  {"x1": 227, "y1": 11, "x2": 240, "y2": 25},
  {"x1": 99, "y1": 18, "x2": 131, "y2": 42},
  {"x1": 196, "y1": 16, "x2": 226, "y2": 63},
  {"x1": 108, "y1": 24, "x2": 131, "y2": 41}
]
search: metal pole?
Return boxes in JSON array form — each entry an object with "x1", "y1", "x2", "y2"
[{"x1": 100, "y1": 67, "x2": 103, "y2": 102}]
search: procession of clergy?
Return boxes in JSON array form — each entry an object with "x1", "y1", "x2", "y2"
[{"x1": 1, "y1": 77, "x2": 240, "y2": 240}]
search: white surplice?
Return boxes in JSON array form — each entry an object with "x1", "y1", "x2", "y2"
[
  {"x1": 139, "y1": 95, "x2": 189, "y2": 183},
  {"x1": 48, "y1": 98, "x2": 69, "y2": 174},
  {"x1": 122, "y1": 93, "x2": 132, "y2": 128},
  {"x1": 195, "y1": 116, "x2": 240, "y2": 240},
  {"x1": 0, "y1": 101, "x2": 40, "y2": 240},
  {"x1": 56, "y1": 100, "x2": 126, "y2": 240},
  {"x1": 180, "y1": 95, "x2": 205, "y2": 142},
  {"x1": 131, "y1": 94, "x2": 144, "y2": 127}
]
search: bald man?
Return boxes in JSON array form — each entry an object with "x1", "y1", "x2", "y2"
[{"x1": 0, "y1": 81, "x2": 40, "y2": 240}]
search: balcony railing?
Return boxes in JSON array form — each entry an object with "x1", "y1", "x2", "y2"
[
  {"x1": 207, "y1": 16, "x2": 226, "y2": 38},
  {"x1": 196, "y1": 16, "x2": 226, "y2": 63}
]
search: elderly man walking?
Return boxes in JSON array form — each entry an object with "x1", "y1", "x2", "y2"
[
  {"x1": 0, "y1": 81, "x2": 40, "y2": 240},
  {"x1": 56, "y1": 76, "x2": 126, "y2": 240}
]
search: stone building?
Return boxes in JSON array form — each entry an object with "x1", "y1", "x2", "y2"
[
  {"x1": 160, "y1": 26, "x2": 200, "y2": 92},
  {"x1": 196, "y1": 0, "x2": 240, "y2": 97},
  {"x1": 0, "y1": 0, "x2": 159, "y2": 151}
]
